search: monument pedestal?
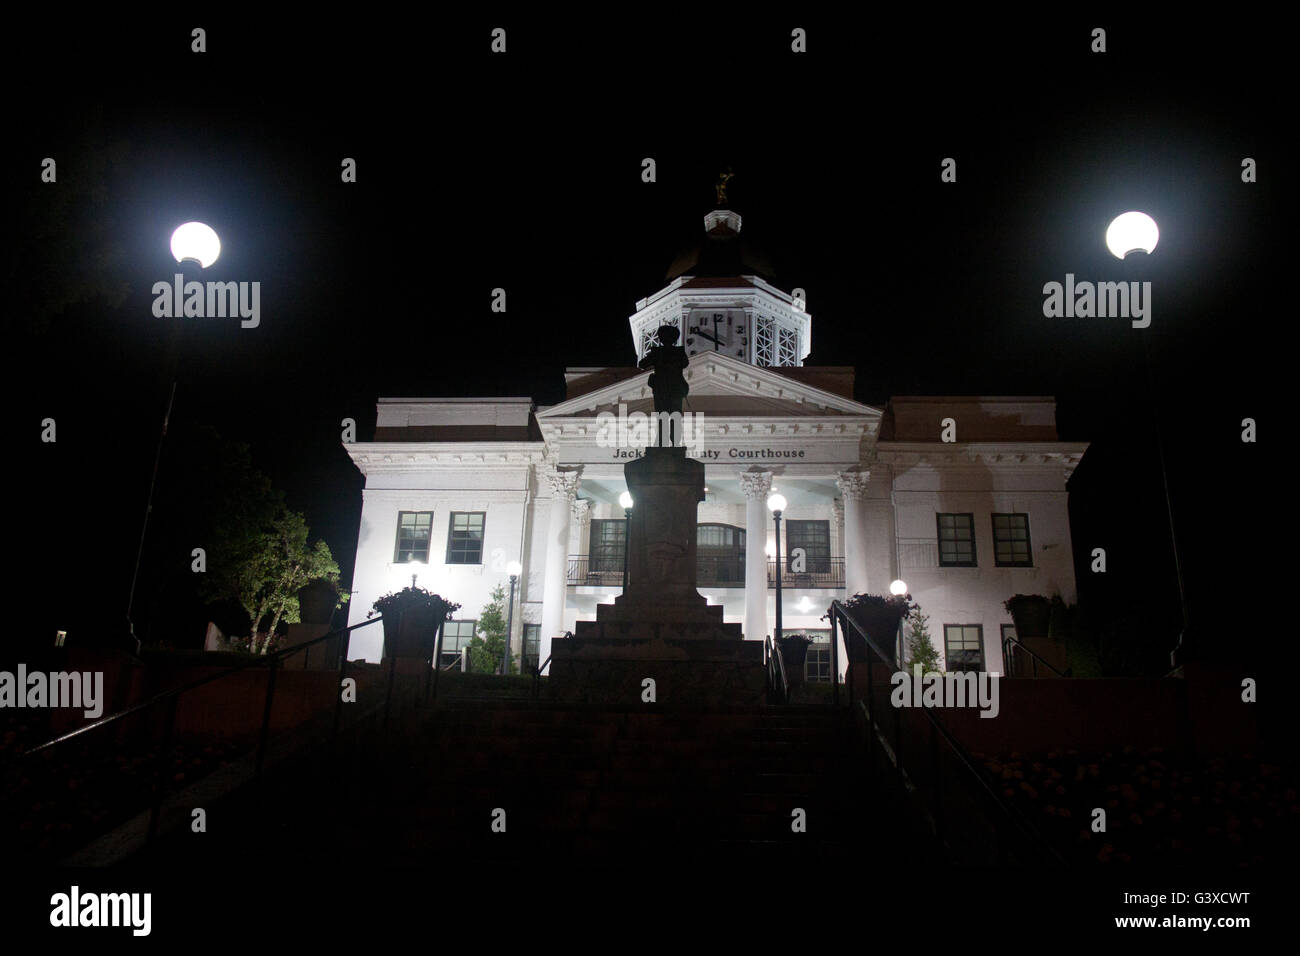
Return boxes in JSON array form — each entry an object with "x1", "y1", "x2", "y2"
[{"x1": 548, "y1": 444, "x2": 765, "y2": 706}]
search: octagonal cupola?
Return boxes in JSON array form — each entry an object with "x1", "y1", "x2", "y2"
[{"x1": 628, "y1": 207, "x2": 812, "y2": 368}]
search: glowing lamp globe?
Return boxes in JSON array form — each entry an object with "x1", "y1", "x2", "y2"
[
  {"x1": 506, "y1": 560, "x2": 522, "y2": 576},
  {"x1": 767, "y1": 493, "x2": 787, "y2": 513},
  {"x1": 170, "y1": 222, "x2": 221, "y2": 267},
  {"x1": 889, "y1": 579, "x2": 908, "y2": 596},
  {"x1": 619, "y1": 491, "x2": 634, "y2": 509},
  {"x1": 1105, "y1": 211, "x2": 1158, "y2": 259},
  {"x1": 797, "y1": 596, "x2": 813, "y2": 613}
]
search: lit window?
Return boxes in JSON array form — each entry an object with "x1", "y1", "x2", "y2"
[
  {"x1": 446, "y1": 512, "x2": 486, "y2": 565},
  {"x1": 395, "y1": 511, "x2": 433, "y2": 563},
  {"x1": 943, "y1": 624, "x2": 984, "y2": 673}
]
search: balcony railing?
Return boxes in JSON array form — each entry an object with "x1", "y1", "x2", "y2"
[
  {"x1": 898, "y1": 537, "x2": 940, "y2": 570},
  {"x1": 567, "y1": 555, "x2": 845, "y2": 589},
  {"x1": 768, "y1": 557, "x2": 844, "y2": 589}
]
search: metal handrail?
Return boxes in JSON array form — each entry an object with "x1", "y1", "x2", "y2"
[
  {"x1": 531, "y1": 638, "x2": 563, "y2": 698},
  {"x1": 15, "y1": 609, "x2": 460, "y2": 852},
  {"x1": 829, "y1": 600, "x2": 1066, "y2": 866},
  {"x1": 1001, "y1": 635, "x2": 1072, "y2": 678},
  {"x1": 767, "y1": 635, "x2": 790, "y2": 703},
  {"x1": 21, "y1": 615, "x2": 384, "y2": 758}
]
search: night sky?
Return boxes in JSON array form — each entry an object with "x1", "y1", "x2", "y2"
[{"x1": 10, "y1": 14, "x2": 1285, "y2": 664}]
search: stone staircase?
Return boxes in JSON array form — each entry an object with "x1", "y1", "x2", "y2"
[{"x1": 141, "y1": 698, "x2": 925, "y2": 866}]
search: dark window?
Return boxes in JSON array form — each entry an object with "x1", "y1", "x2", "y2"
[
  {"x1": 445, "y1": 511, "x2": 485, "y2": 565},
  {"x1": 589, "y1": 519, "x2": 627, "y2": 573},
  {"x1": 440, "y1": 620, "x2": 478, "y2": 667},
  {"x1": 697, "y1": 523, "x2": 745, "y2": 584},
  {"x1": 395, "y1": 511, "x2": 433, "y2": 563},
  {"x1": 992, "y1": 513, "x2": 1032, "y2": 567},
  {"x1": 943, "y1": 624, "x2": 984, "y2": 672},
  {"x1": 522, "y1": 623, "x2": 540, "y2": 673},
  {"x1": 936, "y1": 513, "x2": 977, "y2": 567},
  {"x1": 785, "y1": 520, "x2": 831, "y2": 573}
]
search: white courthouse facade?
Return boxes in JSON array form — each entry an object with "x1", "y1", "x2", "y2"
[{"x1": 344, "y1": 209, "x2": 1088, "y2": 679}]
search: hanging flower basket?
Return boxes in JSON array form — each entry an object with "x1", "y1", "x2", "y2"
[
  {"x1": 369, "y1": 587, "x2": 461, "y2": 659},
  {"x1": 827, "y1": 593, "x2": 916, "y2": 664},
  {"x1": 1004, "y1": 594, "x2": 1051, "y2": 639}
]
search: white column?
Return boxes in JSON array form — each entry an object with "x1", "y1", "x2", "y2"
[
  {"x1": 837, "y1": 470, "x2": 871, "y2": 597},
  {"x1": 740, "y1": 470, "x2": 773, "y2": 642},
  {"x1": 571, "y1": 497, "x2": 592, "y2": 562},
  {"x1": 540, "y1": 467, "x2": 582, "y2": 670},
  {"x1": 830, "y1": 497, "x2": 844, "y2": 571}
]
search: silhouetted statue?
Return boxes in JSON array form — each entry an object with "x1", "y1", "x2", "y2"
[{"x1": 639, "y1": 325, "x2": 689, "y2": 445}]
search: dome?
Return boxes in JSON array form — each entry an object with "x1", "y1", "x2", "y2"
[{"x1": 664, "y1": 209, "x2": 776, "y2": 281}]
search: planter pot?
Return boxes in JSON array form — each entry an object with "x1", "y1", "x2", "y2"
[
  {"x1": 382, "y1": 607, "x2": 439, "y2": 659},
  {"x1": 1008, "y1": 597, "x2": 1052, "y2": 639},
  {"x1": 775, "y1": 638, "x2": 812, "y2": 684},
  {"x1": 842, "y1": 609, "x2": 905, "y2": 666}
]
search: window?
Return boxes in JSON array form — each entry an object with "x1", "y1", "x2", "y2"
[
  {"x1": 445, "y1": 511, "x2": 486, "y2": 565},
  {"x1": 522, "y1": 624, "x2": 540, "y2": 673},
  {"x1": 589, "y1": 519, "x2": 627, "y2": 573},
  {"x1": 944, "y1": 624, "x2": 985, "y2": 673},
  {"x1": 777, "y1": 326, "x2": 798, "y2": 366},
  {"x1": 936, "y1": 513, "x2": 977, "y2": 567},
  {"x1": 440, "y1": 620, "x2": 478, "y2": 667},
  {"x1": 697, "y1": 523, "x2": 745, "y2": 585},
  {"x1": 992, "y1": 513, "x2": 1032, "y2": 567},
  {"x1": 395, "y1": 511, "x2": 433, "y2": 563},
  {"x1": 755, "y1": 315, "x2": 774, "y2": 366},
  {"x1": 805, "y1": 633, "x2": 833, "y2": 682},
  {"x1": 785, "y1": 520, "x2": 830, "y2": 573}
]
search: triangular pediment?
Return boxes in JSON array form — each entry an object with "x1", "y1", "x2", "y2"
[{"x1": 537, "y1": 351, "x2": 881, "y2": 422}]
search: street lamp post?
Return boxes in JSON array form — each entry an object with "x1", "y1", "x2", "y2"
[
  {"x1": 768, "y1": 493, "x2": 787, "y2": 644},
  {"x1": 502, "y1": 560, "x2": 522, "y2": 675},
  {"x1": 126, "y1": 223, "x2": 221, "y2": 654},
  {"x1": 619, "y1": 491, "x2": 633, "y2": 590},
  {"x1": 1106, "y1": 212, "x2": 1189, "y2": 667}
]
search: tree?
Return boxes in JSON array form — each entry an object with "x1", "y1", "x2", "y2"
[
  {"x1": 467, "y1": 584, "x2": 511, "y2": 674},
  {"x1": 252, "y1": 512, "x2": 346, "y2": 655},
  {"x1": 905, "y1": 608, "x2": 943, "y2": 674}
]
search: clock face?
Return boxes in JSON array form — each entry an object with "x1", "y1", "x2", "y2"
[{"x1": 685, "y1": 308, "x2": 747, "y2": 358}]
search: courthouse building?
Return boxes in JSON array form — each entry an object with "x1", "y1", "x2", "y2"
[{"x1": 343, "y1": 208, "x2": 1088, "y2": 678}]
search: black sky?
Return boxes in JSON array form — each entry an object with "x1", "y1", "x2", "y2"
[{"x1": 9, "y1": 14, "x2": 1286, "y2": 661}]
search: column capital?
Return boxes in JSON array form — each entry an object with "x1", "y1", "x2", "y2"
[
  {"x1": 831, "y1": 498, "x2": 844, "y2": 524},
  {"x1": 546, "y1": 466, "x2": 583, "y2": 500},
  {"x1": 571, "y1": 497, "x2": 592, "y2": 521},
  {"x1": 738, "y1": 469, "x2": 774, "y2": 500},
  {"x1": 836, "y1": 469, "x2": 871, "y2": 500}
]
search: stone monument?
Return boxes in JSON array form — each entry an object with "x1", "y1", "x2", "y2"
[{"x1": 548, "y1": 326, "x2": 765, "y2": 704}]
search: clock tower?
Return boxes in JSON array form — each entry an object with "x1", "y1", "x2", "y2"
[{"x1": 628, "y1": 207, "x2": 812, "y2": 368}]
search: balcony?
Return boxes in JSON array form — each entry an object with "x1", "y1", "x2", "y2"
[{"x1": 567, "y1": 555, "x2": 845, "y2": 589}]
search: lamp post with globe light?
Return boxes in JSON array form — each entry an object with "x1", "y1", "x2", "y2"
[
  {"x1": 125, "y1": 223, "x2": 221, "y2": 654},
  {"x1": 890, "y1": 579, "x2": 909, "y2": 668},
  {"x1": 1105, "y1": 212, "x2": 1189, "y2": 668},
  {"x1": 502, "y1": 560, "x2": 522, "y2": 674},
  {"x1": 619, "y1": 491, "x2": 633, "y2": 590},
  {"x1": 768, "y1": 492, "x2": 787, "y2": 644}
]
